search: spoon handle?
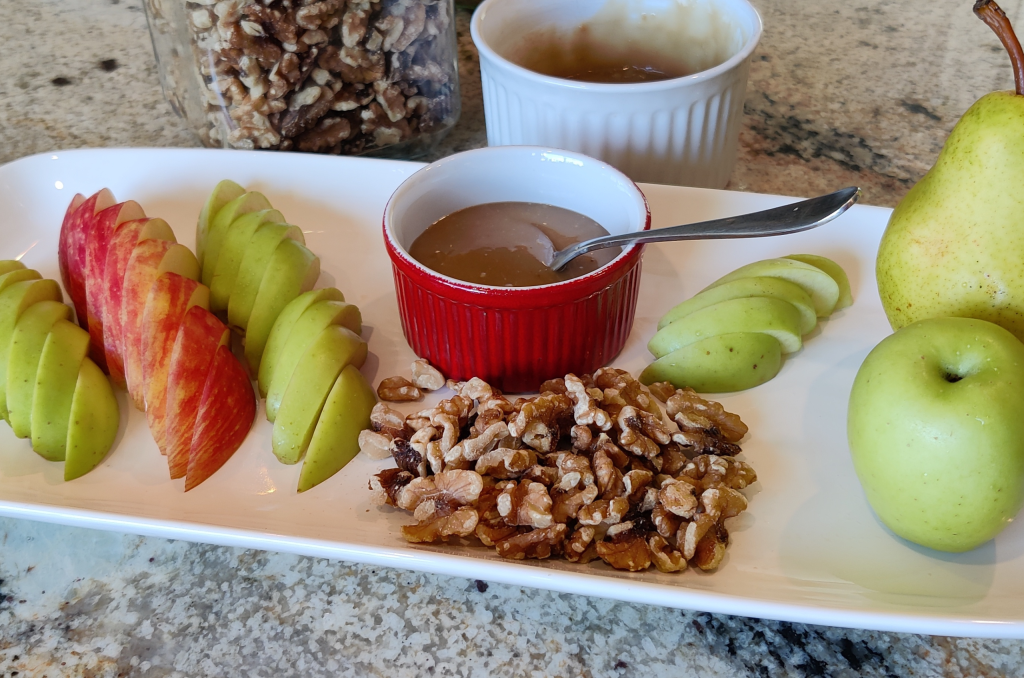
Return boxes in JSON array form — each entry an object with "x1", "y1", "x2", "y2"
[{"x1": 550, "y1": 186, "x2": 862, "y2": 271}]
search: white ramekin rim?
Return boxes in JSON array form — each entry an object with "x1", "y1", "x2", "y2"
[{"x1": 470, "y1": 0, "x2": 763, "y2": 93}]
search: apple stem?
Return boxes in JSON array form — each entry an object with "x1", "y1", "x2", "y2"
[{"x1": 975, "y1": 0, "x2": 1024, "y2": 96}]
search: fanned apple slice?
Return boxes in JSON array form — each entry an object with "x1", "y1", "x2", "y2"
[
  {"x1": 244, "y1": 239, "x2": 320, "y2": 373},
  {"x1": 209, "y1": 209, "x2": 285, "y2": 313},
  {"x1": 0, "y1": 268, "x2": 42, "y2": 293},
  {"x1": 298, "y1": 364, "x2": 376, "y2": 492},
  {"x1": 704, "y1": 258, "x2": 840, "y2": 318},
  {"x1": 265, "y1": 299, "x2": 363, "y2": 422},
  {"x1": 658, "y1": 276, "x2": 817, "y2": 335},
  {"x1": 196, "y1": 179, "x2": 245, "y2": 266},
  {"x1": 0, "y1": 260, "x2": 27, "y2": 276},
  {"x1": 640, "y1": 332, "x2": 783, "y2": 393},
  {"x1": 201, "y1": 191, "x2": 273, "y2": 287},
  {"x1": 258, "y1": 288, "x2": 345, "y2": 398},
  {"x1": 102, "y1": 217, "x2": 176, "y2": 388},
  {"x1": 648, "y1": 296, "x2": 804, "y2": 358},
  {"x1": 272, "y1": 325, "x2": 367, "y2": 464},
  {"x1": 0, "y1": 278, "x2": 63, "y2": 421},
  {"x1": 121, "y1": 240, "x2": 200, "y2": 410},
  {"x1": 165, "y1": 306, "x2": 230, "y2": 479},
  {"x1": 30, "y1": 319, "x2": 89, "y2": 460},
  {"x1": 141, "y1": 273, "x2": 209, "y2": 454},
  {"x1": 784, "y1": 254, "x2": 853, "y2": 311},
  {"x1": 59, "y1": 189, "x2": 115, "y2": 330},
  {"x1": 64, "y1": 357, "x2": 119, "y2": 481},
  {"x1": 227, "y1": 222, "x2": 304, "y2": 331},
  {"x1": 7, "y1": 301, "x2": 72, "y2": 438},
  {"x1": 184, "y1": 345, "x2": 256, "y2": 491},
  {"x1": 84, "y1": 200, "x2": 146, "y2": 370}
]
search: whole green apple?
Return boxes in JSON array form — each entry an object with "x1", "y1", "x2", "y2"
[{"x1": 848, "y1": 317, "x2": 1024, "y2": 552}]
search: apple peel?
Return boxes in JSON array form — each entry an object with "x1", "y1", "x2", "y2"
[
  {"x1": 165, "y1": 306, "x2": 230, "y2": 479},
  {"x1": 184, "y1": 345, "x2": 256, "y2": 491}
]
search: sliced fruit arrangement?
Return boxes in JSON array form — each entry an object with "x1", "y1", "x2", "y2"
[
  {"x1": 642, "y1": 255, "x2": 852, "y2": 393},
  {"x1": 57, "y1": 188, "x2": 256, "y2": 490},
  {"x1": 198, "y1": 181, "x2": 376, "y2": 492},
  {"x1": 0, "y1": 260, "x2": 118, "y2": 480}
]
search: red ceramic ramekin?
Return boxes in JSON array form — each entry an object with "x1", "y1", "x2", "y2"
[{"x1": 383, "y1": 146, "x2": 651, "y2": 392}]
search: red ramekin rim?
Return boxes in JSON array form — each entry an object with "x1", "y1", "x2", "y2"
[{"x1": 381, "y1": 147, "x2": 652, "y2": 309}]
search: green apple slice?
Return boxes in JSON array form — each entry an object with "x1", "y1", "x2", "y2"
[
  {"x1": 265, "y1": 299, "x2": 363, "y2": 422},
  {"x1": 704, "y1": 258, "x2": 840, "y2": 318},
  {"x1": 196, "y1": 179, "x2": 246, "y2": 267},
  {"x1": 298, "y1": 364, "x2": 376, "y2": 492},
  {"x1": 31, "y1": 319, "x2": 89, "y2": 460},
  {"x1": 7, "y1": 300, "x2": 72, "y2": 438},
  {"x1": 0, "y1": 278, "x2": 63, "y2": 421},
  {"x1": 784, "y1": 254, "x2": 853, "y2": 311},
  {"x1": 658, "y1": 276, "x2": 817, "y2": 335},
  {"x1": 271, "y1": 325, "x2": 367, "y2": 464},
  {"x1": 209, "y1": 209, "x2": 285, "y2": 313},
  {"x1": 640, "y1": 332, "x2": 783, "y2": 393},
  {"x1": 258, "y1": 288, "x2": 345, "y2": 397},
  {"x1": 227, "y1": 222, "x2": 304, "y2": 331},
  {"x1": 64, "y1": 356, "x2": 119, "y2": 481},
  {"x1": 244, "y1": 239, "x2": 320, "y2": 373},
  {"x1": 0, "y1": 268, "x2": 42, "y2": 297},
  {"x1": 0, "y1": 260, "x2": 26, "y2": 276},
  {"x1": 648, "y1": 296, "x2": 804, "y2": 358},
  {"x1": 201, "y1": 191, "x2": 273, "y2": 287}
]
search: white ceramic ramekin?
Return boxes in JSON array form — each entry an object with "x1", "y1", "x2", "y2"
[{"x1": 471, "y1": 0, "x2": 763, "y2": 188}]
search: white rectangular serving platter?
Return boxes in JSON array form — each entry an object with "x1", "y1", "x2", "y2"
[{"x1": 2, "y1": 148, "x2": 1021, "y2": 638}]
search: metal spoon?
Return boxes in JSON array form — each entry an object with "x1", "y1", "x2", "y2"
[{"x1": 546, "y1": 186, "x2": 862, "y2": 271}]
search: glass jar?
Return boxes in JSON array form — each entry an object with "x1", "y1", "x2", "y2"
[{"x1": 143, "y1": 0, "x2": 460, "y2": 158}]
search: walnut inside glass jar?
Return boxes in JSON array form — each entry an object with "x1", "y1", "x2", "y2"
[{"x1": 407, "y1": 202, "x2": 621, "y2": 287}]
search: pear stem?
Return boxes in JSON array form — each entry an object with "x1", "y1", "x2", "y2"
[{"x1": 975, "y1": 0, "x2": 1024, "y2": 96}]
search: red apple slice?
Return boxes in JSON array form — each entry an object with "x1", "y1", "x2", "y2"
[
  {"x1": 121, "y1": 240, "x2": 200, "y2": 410},
  {"x1": 141, "y1": 273, "x2": 210, "y2": 454},
  {"x1": 102, "y1": 217, "x2": 176, "y2": 388},
  {"x1": 184, "y1": 345, "x2": 256, "y2": 491},
  {"x1": 84, "y1": 200, "x2": 146, "y2": 371},
  {"x1": 59, "y1": 189, "x2": 115, "y2": 330},
  {"x1": 165, "y1": 306, "x2": 230, "y2": 479}
]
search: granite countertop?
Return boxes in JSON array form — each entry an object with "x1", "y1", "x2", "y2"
[{"x1": 3, "y1": 0, "x2": 1024, "y2": 676}]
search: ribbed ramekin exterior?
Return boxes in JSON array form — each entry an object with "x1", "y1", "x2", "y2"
[
  {"x1": 389, "y1": 254, "x2": 644, "y2": 393},
  {"x1": 478, "y1": 54, "x2": 751, "y2": 189}
]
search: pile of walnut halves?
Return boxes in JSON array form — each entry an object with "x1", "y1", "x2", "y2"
[
  {"x1": 185, "y1": 0, "x2": 458, "y2": 154},
  {"x1": 365, "y1": 368, "x2": 758, "y2": 573}
]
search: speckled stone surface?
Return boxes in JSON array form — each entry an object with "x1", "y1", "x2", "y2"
[{"x1": 4, "y1": 0, "x2": 1024, "y2": 676}]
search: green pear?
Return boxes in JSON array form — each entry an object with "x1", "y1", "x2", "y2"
[
  {"x1": 209, "y1": 209, "x2": 285, "y2": 313},
  {"x1": 0, "y1": 278, "x2": 63, "y2": 421},
  {"x1": 265, "y1": 299, "x2": 363, "y2": 422},
  {"x1": 258, "y1": 288, "x2": 345, "y2": 397},
  {"x1": 64, "y1": 356, "x2": 119, "y2": 481},
  {"x1": 7, "y1": 301, "x2": 72, "y2": 438},
  {"x1": 877, "y1": 2, "x2": 1024, "y2": 339},
  {"x1": 640, "y1": 332, "x2": 783, "y2": 393},
  {"x1": 648, "y1": 296, "x2": 804, "y2": 358},
  {"x1": 784, "y1": 254, "x2": 853, "y2": 311},
  {"x1": 298, "y1": 364, "x2": 376, "y2": 492},
  {"x1": 31, "y1": 319, "x2": 89, "y2": 460},
  {"x1": 704, "y1": 258, "x2": 839, "y2": 318},
  {"x1": 243, "y1": 239, "x2": 320, "y2": 373},
  {"x1": 658, "y1": 276, "x2": 817, "y2": 335},
  {"x1": 227, "y1": 222, "x2": 304, "y2": 331},
  {"x1": 196, "y1": 179, "x2": 246, "y2": 266},
  {"x1": 0, "y1": 260, "x2": 26, "y2": 276},
  {"x1": 272, "y1": 325, "x2": 367, "y2": 465},
  {"x1": 201, "y1": 191, "x2": 273, "y2": 287}
]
